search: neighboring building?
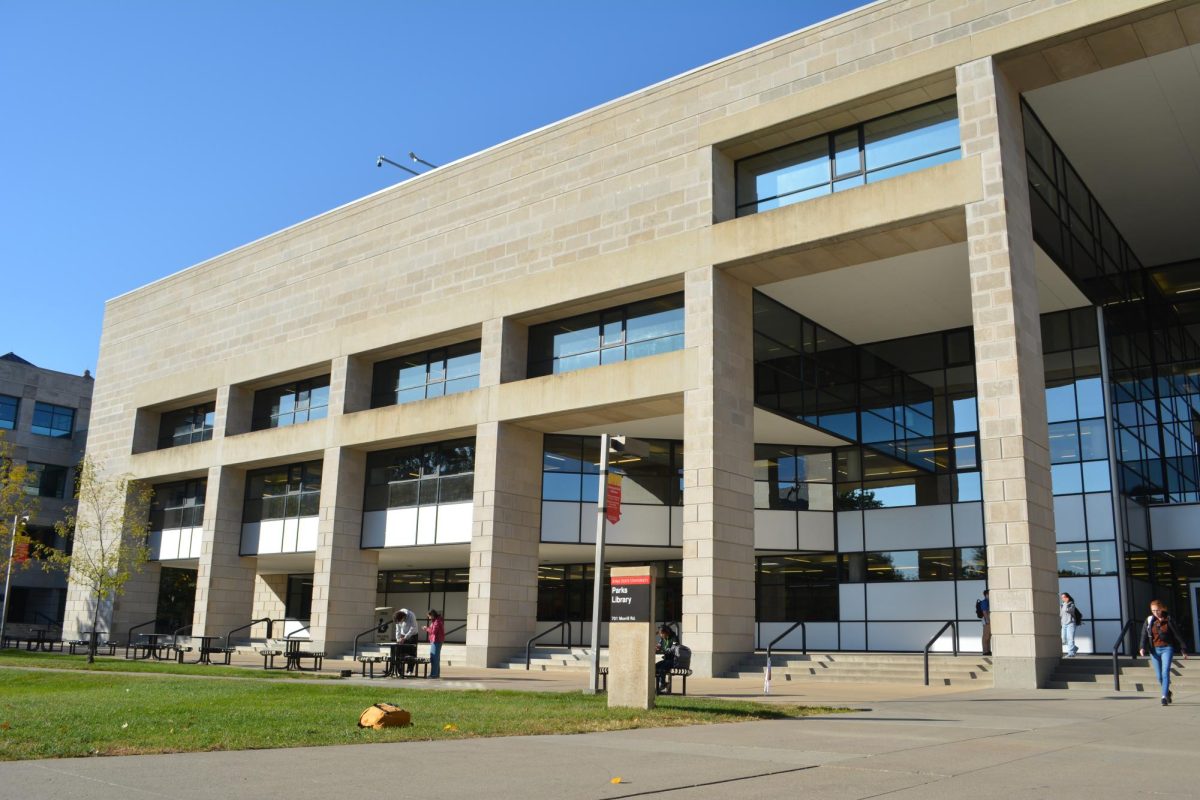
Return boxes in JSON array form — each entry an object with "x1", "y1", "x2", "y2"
[
  {"x1": 0, "y1": 352, "x2": 92, "y2": 633},
  {"x1": 67, "y1": 0, "x2": 1200, "y2": 687}
]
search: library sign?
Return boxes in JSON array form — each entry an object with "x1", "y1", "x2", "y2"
[{"x1": 609, "y1": 574, "x2": 652, "y2": 623}]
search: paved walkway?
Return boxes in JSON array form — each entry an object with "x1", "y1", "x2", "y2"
[{"x1": 1, "y1": 663, "x2": 1195, "y2": 799}]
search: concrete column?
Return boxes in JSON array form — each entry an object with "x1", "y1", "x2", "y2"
[
  {"x1": 309, "y1": 447, "x2": 377, "y2": 655},
  {"x1": 681, "y1": 266, "x2": 756, "y2": 677},
  {"x1": 957, "y1": 56, "x2": 1059, "y2": 688},
  {"x1": 465, "y1": 421, "x2": 542, "y2": 666},
  {"x1": 217, "y1": 384, "x2": 253, "y2": 437},
  {"x1": 192, "y1": 465, "x2": 257, "y2": 637},
  {"x1": 330, "y1": 354, "x2": 372, "y2": 416},
  {"x1": 480, "y1": 317, "x2": 528, "y2": 387}
]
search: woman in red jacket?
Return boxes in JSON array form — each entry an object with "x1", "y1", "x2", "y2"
[{"x1": 423, "y1": 609, "x2": 445, "y2": 679}]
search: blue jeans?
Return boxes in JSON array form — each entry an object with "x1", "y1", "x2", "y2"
[
  {"x1": 429, "y1": 641, "x2": 441, "y2": 678},
  {"x1": 1150, "y1": 646, "x2": 1174, "y2": 697},
  {"x1": 1061, "y1": 622, "x2": 1077, "y2": 656}
]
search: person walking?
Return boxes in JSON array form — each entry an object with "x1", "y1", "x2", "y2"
[
  {"x1": 1060, "y1": 593, "x2": 1079, "y2": 657},
  {"x1": 1139, "y1": 599, "x2": 1188, "y2": 706},
  {"x1": 424, "y1": 609, "x2": 445, "y2": 679},
  {"x1": 976, "y1": 589, "x2": 991, "y2": 656}
]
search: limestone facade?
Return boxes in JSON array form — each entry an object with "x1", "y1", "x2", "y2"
[{"x1": 67, "y1": 1, "x2": 1197, "y2": 683}]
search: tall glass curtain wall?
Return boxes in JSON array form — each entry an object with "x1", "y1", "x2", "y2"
[
  {"x1": 753, "y1": 292, "x2": 981, "y2": 508},
  {"x1": 527, "y1": 294, "x2": 684, "y2": 377},
  {"x1": 1025, "y1": 101, "x2": 1200, "y2": 645},
  {"x1": 735, "y1": 97, "x2": 961, "y2": 216},
  {"x1": 1042, "y1": 308, "x2": 1122, "y2": 648}
]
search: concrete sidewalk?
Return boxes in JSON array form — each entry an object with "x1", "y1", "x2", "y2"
[{"x1": 1, "y1": 668, "x2": 1194, "y2": 799}]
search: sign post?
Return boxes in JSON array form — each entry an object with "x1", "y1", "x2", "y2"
[{"x1": 607, "y1": 565, "x2": 656, "y2": 709}]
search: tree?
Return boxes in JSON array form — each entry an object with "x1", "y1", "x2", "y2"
[
  {"x1": 0, "y1": 433, "x2": 38, "y2": 643},
  {"x1": 40, "y1": 456, "x2": 152, "y2": 663}
]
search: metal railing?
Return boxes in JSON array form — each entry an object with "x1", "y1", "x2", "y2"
[
  {"x1": 525, "y1": 621, "x2": 572, "y2": 670},
  {"x1": 353, "y1": 621, "x2": 389, "y2": 659},
  {"x1": 225, "y1": 617, "x2": 272, "y2": 649},
  {"x1": 766, "y1": 621, "x2": 807, "y2": 665},
  {"x1": 124, "y1": 618, "x2": 164, "y2": 658},
  {"x1": 923, "y1": 620, "x2": 959, "y2": 686},
  {"x1": 1111, "y1": 618, "x2": 1138, "y2": 692}
]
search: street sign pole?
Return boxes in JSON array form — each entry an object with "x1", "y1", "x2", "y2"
[{"x1": 587, "y1": 434, "x2": 610, "y2": 695}]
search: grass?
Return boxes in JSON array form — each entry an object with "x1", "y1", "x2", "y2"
[
  {"x1": 0, "y1": 667, "x2": 846, "y2": 760},
  {"x1": 0, "y1": 649, "x2": 335, "y2": 679}
]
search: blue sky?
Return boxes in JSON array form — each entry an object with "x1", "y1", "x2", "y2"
[{"x1": 1, "y1": 1, "x2": 861, "y2": 375}]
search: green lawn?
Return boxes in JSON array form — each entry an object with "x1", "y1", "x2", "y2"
[
  {"x1": 0, "y1": 667, "x2": 844, "y2": 760},
  {"x1": 0, "y1": 649, "x2": 334, "y2": 679}
]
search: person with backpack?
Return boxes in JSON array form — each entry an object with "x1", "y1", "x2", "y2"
[
  {"x1": 976, "y1": 589, "x2": 991, "y2": 656},
  {"x1": 655, "y1": 624, "x2": 678, "y2": 694},
  {"x1": 1139, "y1": 599, "x2": 1188, "y2": 706},
  {"x1": 1060, "y1": 593, "x2": 1080, "y2": 657}
]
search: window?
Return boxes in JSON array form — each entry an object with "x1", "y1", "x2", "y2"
[
  {"x1": 251, "y1": 376, "x2": 330, "y2": 430},
  {"x1": 371, "y1": 341, "x2": 481, "y2": 408},
  {"x1": 756, "y1": 554, "x2": 839, "y2": 622},
  {"x1": 527, "y1": 293, "x2": 684, "y2": 377},
  {"x1": 364, "y1": 439, "x2": 475, "y2": 511},
  {"x1": 285, "y1": 574, "x2": 314, "y2": 622},
  {"x1": 841, "y1": 548, "x2": 983, "y2": 582},
  {"x1": 0, "y1": 394, "x2": 16, "y2": 430},
  {"x1": 754, "y1": 445, "x2": 833, "y2": 511},
  {"x1": 736, "y1": 98, "x2": 960, "y2": 216},
  {"x1": 24, "y1": 463, "x2": 68, "y2": 499},
  {"x1": 31, "y1": 402, "x2": 74, "y2": 438},
  {"x1": 150, "y1": 479, "x2": 207, "y2": 530},
  {"x1": 542, "y1": 435, "x2": 683, "y2": 507},
  {"x1": 243, "y1": 462, "x2": 322, "y2": 523},
  {"x1": 158, "y1": 404, "x2": 215, "y2": 449}
]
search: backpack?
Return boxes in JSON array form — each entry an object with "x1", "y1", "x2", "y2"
[
  {"x1": 1072, "y1": 606, "x2": 1083, "y2": 626},
  {"x1": 975, "y1": 600, "x2": 984, "y2": 619},
  {"x1": 357, "y1": 703, "x2": 411, "y2": 730},
  {"x1": 672, "y1": 644, "x2": 692, "y2": 670}
]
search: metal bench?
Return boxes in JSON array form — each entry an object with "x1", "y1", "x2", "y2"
[
  {"x1": 357, "y1": 654, "x2": 388, "y2": 678},
  {"x1": 259, "y1": 646, "x2": 284, "y2": 670},
  {"x1": 396, "y1": 656, "x2": 430, "y2": 678},
  {"x1": 68, "y1": 640, "x2": 117, "y2": 656},
  {"x1": 596, "y1": 666, "x2": 692, "y2": 695},
  {"x1": 286, "y1": 650, "x2": 325, "y2": 671}
]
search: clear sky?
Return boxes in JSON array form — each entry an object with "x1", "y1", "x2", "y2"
[{"x1": 1, "y1": 1, "x2": 862, "y2": 376}]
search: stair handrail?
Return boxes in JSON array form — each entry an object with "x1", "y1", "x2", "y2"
[
  {"x1": 225, "y1": 617, "x2": 272, "y2": 649},
  {"x1": 766, "y1": 621, "x2": 807, "y2": 667},
  {"x1": 124, "y1": 618, "x2": 165, "y2": 657},
  {"x1": 1111, "y1": 617, "x2": 1138, "y2": 692},
  {"x1": 923, "y1": 620, "x2": 959, "y2": 686},
  {"x1": 353, "y1": 620, "x2": 390, "y2": 659},
  {"x1": 526, "y1": 621, "x2": 570, "y2": 670}
]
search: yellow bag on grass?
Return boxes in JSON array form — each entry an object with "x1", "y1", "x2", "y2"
[{"x1": 358, "y1": 703, "x2": 411, "y2": 729}]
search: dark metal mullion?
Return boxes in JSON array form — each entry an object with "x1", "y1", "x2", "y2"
[{"x1": 862, "y1": 144, "x2": 960, "y2": 177}]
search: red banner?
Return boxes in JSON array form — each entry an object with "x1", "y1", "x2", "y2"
[
  {"x1": 604, "y1": 473, "x2": 623, "y2": 525},
  {"x1": 13, "y1": 541, "x2": 29, "y2": 564}
]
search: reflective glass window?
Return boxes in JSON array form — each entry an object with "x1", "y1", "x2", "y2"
[
  {"x1": 251, "y1": 376, "x2": 330, "y2": 430},
  {"x1": 157, "y1": 403, "x2": 215, "y2": 449},
  {"x1": 0, "y1": 394, "x2": 16, "y2": 430},
  {"x1": 24, "y1": 462, "x2": 68, "y2": 499},
  {"x1": 243, "y1": 461, "x2": 322, "y2": 523},
  {"x1": 364, "y1": 439, "x2": 476, "y2": 512},
  {"x1": 31, "y1": 402, "x2": 74, "y2": 438},
  {"x1": 528, "y1": 294, "x2": 684, "y2": 377},
  {"x1": 371, "y1": 341, "x2": 481, "y2": 408},
  {"x1": 736, "y1": 98, "x2": 959, "y2": 216}
]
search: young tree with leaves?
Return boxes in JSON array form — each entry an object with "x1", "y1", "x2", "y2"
[
  {"x1": 41, "y1": 456, "x2": 152, "y2": 663},
  {"x1": 0, "y1": 433, "x2": 38, "y2": 645}
]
